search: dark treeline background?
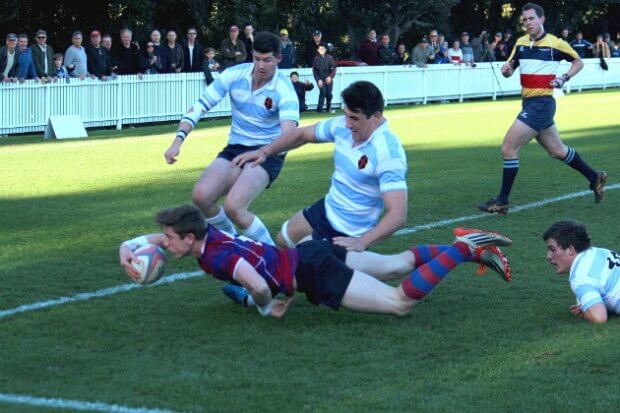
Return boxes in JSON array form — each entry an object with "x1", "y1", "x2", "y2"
[{"x1": 2, "y1": 0, "x2": 619, "y2": 58}]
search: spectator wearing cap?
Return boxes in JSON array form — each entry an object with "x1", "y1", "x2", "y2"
[
  {"x1": 165, "y1": 29, "x2": 184, "y2": 73},
  {"x1": 16, "y1": 34, "x2": 39, "y2": 82},
  {"x1": 460, "y1": 32, "x2": 474, "y2": 65},
  {"x1": 30, "y1": 29, "x2": 55, "y2": 80},
  {"x1": 358, "y1": 29, "x2": 380, "y2": 65},
  {"x1": 240, "y1": 23, "x2": 255, "y2": 63},
  {"x1": 182, "y1": 27, "x2": 204, "y2": 72},
  {"x1": 1, "y1": 33, "x2": 19, "y2": 81},
  {"x1": 114, "y1": 29, "x2": 142, "y2": 75},
  {"x1": 411, "y1": 37, "x2": 434, "y2": 68},
  {"x1": 220, "y1": 25, "x2": 246, "y2": 69},
  {"x1": 278, "y1": 28, "x2": 297, "y2": 69},
  {"x1": 85, "y1": 30, "x2": 114, "y2": 80},
  {"x1": 64, "y1": 31, "x2": 90, "y2": 79},
  {"x1": 312, "y1": 43, "x2": 336, "y2": 113},
  {"x1": 290, "y1": 71, "x2": 313, "y2": 112},
  {"x1": 304, "y1": 29, "x2": 322, "y2": 67},
  {"x1": 377, "y1": 34, "x2": 399, "y2": 65}
]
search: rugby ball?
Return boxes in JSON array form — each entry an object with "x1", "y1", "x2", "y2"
[{"x1": 131, "y1": 244, "x2": 167, "y2": 285}]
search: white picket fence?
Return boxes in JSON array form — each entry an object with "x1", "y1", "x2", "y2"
[{"x1": 1, "y1": 58, "x2": 619, "y2": 135}]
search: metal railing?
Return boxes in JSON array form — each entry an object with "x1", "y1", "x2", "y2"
[{"x1": 1, "y1": 58, "x2": 618, "y2": 136}]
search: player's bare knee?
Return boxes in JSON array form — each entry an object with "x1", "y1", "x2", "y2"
[
  {"x1": 192, "y1": 185, "x2": 215, "y2": 209},
  {"x1": 223, "y1": 201, "x2": 245, "y2": 223},
  {"x1": 501, "y1": 143, "x2": 517, "y2": 159},
  {"x1": 276, "y1": 232, "x2": 288, "y2": 248},
  {"x1": 393, "y1": 297, "x2": 414, "y2": 316},
  {"x1": 548, "y1": 147, "x2": 566, "y2": 159}
]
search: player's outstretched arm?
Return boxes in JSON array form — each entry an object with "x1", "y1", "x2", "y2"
[
  {"x1": 230, "y1": 123, "x2": 319, "y2": 168},
  {"x1": 233, "y1": 258, "x2": 289, "y2": 318},
  {"x1": 119, "y1": 233, "x2": 167, "y2": 280}
]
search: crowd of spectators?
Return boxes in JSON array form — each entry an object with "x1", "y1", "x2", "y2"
[{"x1": 1, "y1": 24, "x2": 618, "y2": 112}]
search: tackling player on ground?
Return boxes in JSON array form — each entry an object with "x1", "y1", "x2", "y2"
[
  {"x1": 232, "y1": 81, "x2": 408, "y2": 253},
  {"x1": 164, "y1": 31, "x2": 299, "y2": 244},
  {"x1": 120, "y1": 205, "x2": 513, "y2": 318},
  {"x1": 544, "y1": 220, "x2": 619, "y2": 323},
  {"x1": 478, "y1": 2, "x2": 607, "y2": 215}
]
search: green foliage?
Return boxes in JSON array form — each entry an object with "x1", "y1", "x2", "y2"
[{"x1": 0, "y1": 90, "x2": 619, "y2": 411}]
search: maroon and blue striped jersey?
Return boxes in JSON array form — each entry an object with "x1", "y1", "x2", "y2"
[{"x1": 197, "y1": 225, "x2": 298, "y2": 296}]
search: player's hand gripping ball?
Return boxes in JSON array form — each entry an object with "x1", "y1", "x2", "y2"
[{"x1": 131, "y1": 244, "x2": 167, "y2": 285}]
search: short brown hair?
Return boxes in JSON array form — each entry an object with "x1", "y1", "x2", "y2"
[
  {"x1": 522, "y1": 2, "x2": 545, "y2": 18},
  {"x1": 155, "y1": 205, "x2": 207, "y2": 239}
]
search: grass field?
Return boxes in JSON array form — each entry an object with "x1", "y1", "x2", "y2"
[{"x1": 1, "y1": 90, "x2": 620, "y2": 412}]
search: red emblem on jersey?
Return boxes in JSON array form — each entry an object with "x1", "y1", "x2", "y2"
[
  {"x1": 264, "y1": 97, "x2": 273, "y2": 110},
  {"x1": 358, "y1": 155, "x2": 368, "y2": 169}
]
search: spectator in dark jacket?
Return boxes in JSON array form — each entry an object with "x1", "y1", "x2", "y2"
[
  {"x1": 164, "y1": 30, "x2": 184, "y2": 73},
  {"x1": 201, "y1": 47, "x2": 219, "y2": 85},
  {"x1": 290, "y1": 71, "x2": 314, "y2": 112},
  {"x1": 182, "y1": 27, "x2": 204, "y2": 72},
  {"x1": 304, "y1": 30, "x2": 322, "y2": 67},
  {"x1": 141, "y1": 42, "x2": 163, "y2": 74},
  {"x1": 378, "y1": 34, "x2": 399, "y2": 65},
  {"x1": 101, "y1": 34, "x2": 118, "y2": 72},
  {"x1": 358, "y1": 29, "x2": 380, "y2": 65},
  {"x1": 312, "y1": 43, "x2": 336, "y2": 112},
  {"x1": 1, "y1": 33, "x2": 20, "y2": 81},
  {"x1": 396, "y1": 43, "x2": 410, "y2": 64},
  {"x1": 86, "y1": 30, "x2": 113, "y2": 80},
  {"x1": 30, "y1": 29, "x2": 54, "y2": 80},
  {"x1": 570, "y1": 32, "x2": 593, "y2": 58},
  {"x1": 240, "y1": 23, "x2": 255, "y2": 63},
  {"x1": 220, "y1": 25, "x2": 246, "y2": 69},
  {"x1": 114, "y1": 29, "x2": 142, "y2": 75},
  {"x1": 278, "y1": 29, "x2": 296, "y2": 69},
  {"x1": 150, "y1": 29, "x2": 168, "y2": 71},
  {"x1": 16, "y1": 34, "x2": 39, "y2": 81}
]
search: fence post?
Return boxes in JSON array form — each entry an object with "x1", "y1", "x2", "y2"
[
  {"x1": 115, "y1": 77, "x2": 123, "y2": 129},
  {"x1": 459, "y1": 64, "x2": 464, "y2": 103}
]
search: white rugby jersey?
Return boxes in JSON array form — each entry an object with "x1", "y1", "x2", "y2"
[
  {"x1": 314, "y1": 116, "x2": 408, "y2": 237},
  {"x1": 570, "y1": 247, "x2": 620, "y2": 313},
  {"x1": 182, "y1": 63, "x2": 299, "y2": 146}
]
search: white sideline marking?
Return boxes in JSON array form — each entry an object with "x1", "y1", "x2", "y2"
[
  {"x1": 0, "y1": 184, "x2": 617, "y2": 322},
  {"x1": 0, "y1": 271, "x2": 203, "y2": 320},
  {"x1": 396, "y1": 183, "x2": 620, "y2": 236},
  {"x1": 0, "y1": 392, "x2": 178, "y2": 413}
]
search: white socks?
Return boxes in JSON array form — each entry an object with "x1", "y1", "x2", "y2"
[
  {"x1": 206, "y1": 206, "x2": 237, "y2": 235},
  {"x1": 242, "y1": 215, "x2": 275, "y2": 245}
]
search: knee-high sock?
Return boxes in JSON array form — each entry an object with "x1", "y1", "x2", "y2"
[
  {"x1": 401, "y1": 242, "x2": 471, "y2": 300},
  {"x1": 242, "y1": 215, "x2": 275, "y2": 245},
  {"x1": 562, "y1": 146, "x2": 598, "y2": 183},
  {"x1": 410, "y1": 245, "x2": 478, "y2": 268},
  {"x1": 206, "y1": 206, "x2": 236, "y2": 235},
  {"x1": 498, "y1": 158, "x2": 519, "y2": 204}
]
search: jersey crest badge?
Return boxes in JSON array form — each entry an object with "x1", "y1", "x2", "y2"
[
  {"x1": 264, "y1": 97, "x2": 273, "y2": 110},
  {"x1": 358, "y1": 154, "x2": 368, "y2": 169}
]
